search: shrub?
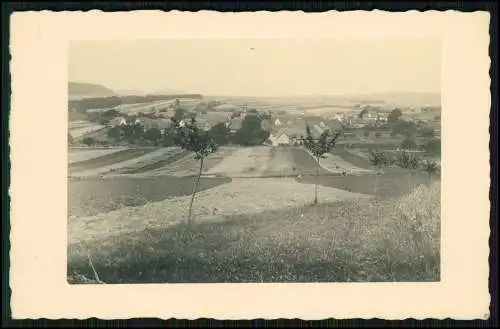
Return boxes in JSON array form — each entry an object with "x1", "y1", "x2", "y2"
[
  {"x1": 82, "y1": 137, "x2": 95, "y2": 147},
  {"x1": 423, "y1": 138, "x2": 441, "y2": 156}
]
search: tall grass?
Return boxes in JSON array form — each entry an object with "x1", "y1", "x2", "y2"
[{"x1": 367, "y1": 182, "x2": 441, "y2": 281}]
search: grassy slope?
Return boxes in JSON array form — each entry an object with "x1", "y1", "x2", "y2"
[
  {"x1": 69, "y1": 176, "x2": 231, "y2": 217},
  {"x1": 68, "y1": 181, "x2": 440, "y2": 284},
  {"x1": 297, "y1": 169, "x2": 438, "y2": 199}
]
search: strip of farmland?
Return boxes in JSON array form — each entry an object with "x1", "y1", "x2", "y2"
[
  {"x1": 121, "y1": 148, "x2": 190, "y2": 174},
  {"x1": 290, "y1": 147, "x2": 333, "y2": 176},
  {"x1": 261, "y1": 147, "x2": 297, "y2": 177},
  {"x1": 70, "y1": 148, "x2": 158, "y2": 171},
  {"x1": 69, "y1": 124, "x2": 106, "y2": 139},
  {"x1": 204, "y1": 146, "x2": 274, "y2": 177},
  {"x1": 312, "y1": 150, "x2": 373, "y2": 174},
  {"x1": 330, "y1": 149, "x2": 373, "y2": 169},
  {"x1": 68, "y1": 176, "x2": 232, "y2": 218},
  {"x1": 68, "y1": 148, "x2": 126, "y2": 164},
  {"x1": 152, "y1": 147, "x2": 239, "y2": 177},
  {"x1": 115, "y1": 100, "x2": 174, "y2": 113}
]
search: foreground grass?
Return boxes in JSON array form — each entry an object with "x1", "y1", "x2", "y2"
[{"x1": 68, "y1": 182, "x2": 440, "y2": 283}]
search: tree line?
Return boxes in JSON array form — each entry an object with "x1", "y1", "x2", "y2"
[{"x1": 79, "y1": 109, "x2": 270, "y2": 148}]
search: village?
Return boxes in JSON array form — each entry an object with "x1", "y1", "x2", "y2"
[{"x1": 70, "y1": 96, "x2": 441, "y2": 152}]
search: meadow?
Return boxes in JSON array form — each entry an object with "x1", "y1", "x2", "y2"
[
  {"x1": 69, "y1": 122, "x2": 106, "y2": 139},
  {"x1": 68, "y1": 143, "x2": 440, "y2": 283},
  {"x1": 68, "y1": 180, "x2": 440, "y2": 283}
]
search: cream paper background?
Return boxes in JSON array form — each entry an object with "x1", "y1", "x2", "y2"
[{"x1": 9, "y1": 10, "x2": 491, "y2": 320}]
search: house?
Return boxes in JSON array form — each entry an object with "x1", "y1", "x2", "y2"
[
  {"x1": 269, "y1": 126, "x2": 305, "y2": 146},
  {"x1": 326, "y1": 119, "x2": 344, "y2": 131},
  {"x1": 332, "y1": 113, "x2": 344, "y2": 121},
  {"x1": 261, "y1": 119, "x2": 273, "y2": 131},
  {"x1": 110, "y1": 117, "x2": 128, "y2": 126},
  {"x1": 274, "y1": 118, "x2": 282, "y2": 126},
  {"x1": 349, "y1": 118, "x2": 368, "y2": 128},
  {"x1": 269, "y1": 130, "x2": 290, "y2": 146},
  {"x1": 312, "y1": 124, "x2": 325, "y2": 137},
  {"x1": 376, "y1": 112, "x2": 389, "y2": 122},
  {"x1": 228, "y1": 118, "x2": 243, "y2": 133},
  {"x1": 270, "y1": 133, "x2": 290, "y2": 146}
]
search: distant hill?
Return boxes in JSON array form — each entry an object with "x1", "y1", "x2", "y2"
[
  {"x1": 115, "y1": 89, "x2": 146, "y2": 96},
  {"x1": 205, "y1": 92, "x2": 441, "y2": 109},
  {"x1": 115, "y1": 89, "x2": 189, "y2": 97},
  {"x1": 346, "y1": 92, "x2": 441, "y2": 108},
  {"x1": 150, "y1": 89, "x2": 188, "y2": 95},
  {"x1": 68, "y1": 82, "x2": 115, "y2": 100}
]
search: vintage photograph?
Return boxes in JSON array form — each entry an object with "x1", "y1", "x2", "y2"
[{"x1": 66, "y1": 39, "x2": 442, "y2": 284}]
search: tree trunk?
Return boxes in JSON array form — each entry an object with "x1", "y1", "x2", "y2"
[
  {"x1": 314, "y1": 156, "x2": 319, "y2": 205},
  {"x1": 187, "y1": 157, "x2": 204, "y2": 227},
  {"x1": 408, "y1": 170, "x2": 412, "y2": 193},
  {"x1": 374, "y1": 172, "x2": 380, "y2": 200}
]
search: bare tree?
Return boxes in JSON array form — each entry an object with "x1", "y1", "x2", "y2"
[
  {"x1": 172, "y1": 116, "x2": 218, "y2": 227},
  {"x1": 422, "y1": 159, "x2": 439, "y2": 185},
  {"x1": 302, "y1": 125, "x2": 342, "y2": 205},
  {"x1": 368, "y1": 151, "x2": 388, "y2": 199},
  {"x1": 398, "y1": 151, "x2": 421, "y2": 193}
]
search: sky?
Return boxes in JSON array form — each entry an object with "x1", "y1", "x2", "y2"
[{"x1": 68, "y1": 38, "x2": 441, "y2": 97}]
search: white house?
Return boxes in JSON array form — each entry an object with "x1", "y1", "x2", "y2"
[
  {"x1": 110, "y1": 117, "x2": 128, "y2": 126},
  {"x1": 376, "y1": 112, "x2": 389, "y2": 122},
  {"x1": 269, "y1": 131, "x2": 290, "y2": 146},
  {"x1": 274, "y1": 118, "x2": 282, "y2": 126},
  {"x1": 275, "y1": 133, "x2": 290, "y2": 146},
  {"x1": 313, "y1": 124, "x2": 324, "y2": 136},
  {"x1": 332, "y1": 113, "x2": 345, "y2": 121}
]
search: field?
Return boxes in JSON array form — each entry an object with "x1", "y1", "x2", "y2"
[
  {"x1": 69, "y1": 145, "x2": 439, "y2": 211},
  {"x1": 69, "y1": 122, "x2": 106, "y2": 139},
  {"x1": 69, "y1": 176, "x2": 231, "y2": 218},
  {"x1": 68, "y1": 143, "x2": 440, "y2": 283},
  {"x1": 68, "y1": 147, "x2": 126, "y2": 164},
  {"x1": 114, "y1": 100, "x2": 173, "y2": 113},
  {"x1": 69, "y1": 148, "x2": 161, "y2": 177},
  {"x1": 113, "y1": 98, "x2": 202, "y2": 114},
  {"x1": 304, "y1": 106, "x2": 355, "y2": 116}
]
